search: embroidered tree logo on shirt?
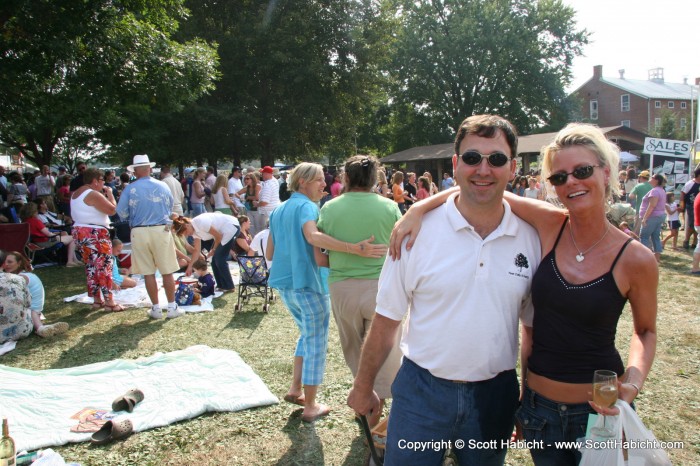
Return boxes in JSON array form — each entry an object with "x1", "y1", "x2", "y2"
[{"x1": 515, "y1": 253, "x2": 529, "y2": 272}]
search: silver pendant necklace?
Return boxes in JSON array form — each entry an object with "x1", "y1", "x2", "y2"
[{"x1": 569, "y1": 221, "x2": 611, "y2": 262}]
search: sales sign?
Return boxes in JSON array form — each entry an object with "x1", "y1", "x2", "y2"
[{"x1": 642, "y1": 138, "x2": 691, "y2": 158}]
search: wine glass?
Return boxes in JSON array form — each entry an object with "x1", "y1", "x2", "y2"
[{"x1": 591, "y1": 370, "x2": 618, "y2": 438}]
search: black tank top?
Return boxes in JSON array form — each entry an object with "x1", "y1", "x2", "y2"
[{"x1": 528, "y1": 219, "x2": 632, "y2": 383}]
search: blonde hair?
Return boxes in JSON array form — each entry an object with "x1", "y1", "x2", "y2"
[
  {"x1": 392, "y1": 171, "x2": 404, "y2": 185},
  {"x1": 540, "y1": 123, "x2": 620, "y2": 201},
  {"x1": 288, "y1": 162, "x2": 323, "y2": 192},
  {"x1": 214, "y1": 174, "x2": 228, "y2": 193}
]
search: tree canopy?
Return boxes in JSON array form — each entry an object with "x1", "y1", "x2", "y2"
[
  {"x1": 388, "y1": 0, "x2": 589, "y2": 141},
  {"x1": 0, "y1": 0, "x2": 219, "y2": 167}
]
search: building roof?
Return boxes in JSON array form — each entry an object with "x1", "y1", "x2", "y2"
[
  {"x1": 381, "y1": 126, "x2": 650, "y2": 163},
  {"x1": 596, "y1": 77, "x2": 697, "y2": 100}
]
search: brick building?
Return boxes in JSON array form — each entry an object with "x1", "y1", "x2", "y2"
[{"x1": 572, "y1": 65, "x2": 698, "y2": 139}]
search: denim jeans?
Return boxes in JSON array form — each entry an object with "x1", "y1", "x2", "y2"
[
  {"x1": 515, "y1": 385, "x2": 595, "y2": 466},
  {"x1": 211, "y1": 229, "x2": 239, "y2": 291},
  {"x1": 385, "y1": 358, "x2": 518, "y2": 466},
  {"x1": 639, "y1": 214, "x2": 666, "y2": 252},
  {"x1": 190, "y1": 203, "x2": 207, "y2": 217}
]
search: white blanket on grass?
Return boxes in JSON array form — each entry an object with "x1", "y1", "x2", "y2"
[
  {"x1": 63, "y1": 268, "x2": 239, "y2": 312},
  {"x1": 0, "y1": 345, "x2": 279, "y2": 452}
]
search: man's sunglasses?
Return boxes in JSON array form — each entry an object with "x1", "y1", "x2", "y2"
[
  {"x1": 460, "y1": 150, "x2": 510, "y2": 168},
  {"x1": 547, "y1": 165, "x2": 601, "y2": 186}
]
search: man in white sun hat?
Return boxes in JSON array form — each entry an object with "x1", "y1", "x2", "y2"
[{"x1": 117, "y1": 154, "x2": 183, "y2": 319}]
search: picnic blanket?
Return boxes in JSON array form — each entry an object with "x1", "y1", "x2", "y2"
[
  {"x1": 0, "y1": 345, "x2": 279, "y2": 451},
  {"x1": 63, "y1": 267, "x2": 239, "y2": 312}
]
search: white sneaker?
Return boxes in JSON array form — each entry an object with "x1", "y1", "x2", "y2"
[
  {"x1": 148, "y1": 307, "x2": 163, "y2": 320},
  {"x1": 166, "y1": 305, "x2": 184, "y2": 319}
]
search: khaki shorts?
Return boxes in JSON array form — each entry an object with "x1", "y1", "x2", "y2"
[
  {"x1": 130, "y1": 226, "x2": 179, "y2": 276},
  {"x1": 329, "y1": 278, "x2": 402, "y2": 399}
]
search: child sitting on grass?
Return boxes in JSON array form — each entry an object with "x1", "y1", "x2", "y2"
[
  {"x1": 192, "y1": 259, "x2": 215, "y2": 298},
  {"x1": 111, "y1": 239, "x2": 137, "y2": 290},
  {"x1": 1, "y1": 251, "x2": 69, "y2": 338}
]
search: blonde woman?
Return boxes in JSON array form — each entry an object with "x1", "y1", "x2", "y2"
[
  {"x1": 212, "y1": 174, "x2": 237, "y2": 215},
  {"x1": 423, "y1": 171, "x2": 439, "y2": 196},
  {"x1": 375, "y1": 169, "x2": 390, "y2": 197}
]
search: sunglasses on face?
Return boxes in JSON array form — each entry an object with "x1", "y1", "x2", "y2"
[
  {"x1": 460, "y1": 150, "x2": 510, "y2": 168},
  {"x1": 547, "y1": 165, "x2": 601, "y2": 186}
]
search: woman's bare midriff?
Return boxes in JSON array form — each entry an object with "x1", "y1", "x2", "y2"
[{"x1": 526, "y1": 371, "x2": 592, "y2": 404}]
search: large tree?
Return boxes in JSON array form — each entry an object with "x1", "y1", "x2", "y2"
[
  {"x1": 0, "y1": 0, "x2": 219, "y2": 167},
  {"x1": 390, "y1": 0, "x2": 589, "y2": 136},
  {"x1": 150, "y1": 0, "x2": 395, "y2": 168}
]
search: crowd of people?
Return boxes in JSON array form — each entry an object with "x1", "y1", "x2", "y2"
[{"x1": 1, "y1": 115, "x2": 699, "y2": 465}]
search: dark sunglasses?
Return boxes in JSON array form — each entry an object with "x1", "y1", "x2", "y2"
[
  {"x1": 460, "y1": 150, "x2": 510, "y2": 168},
  {"x1": 547, "y1": 165, "x2": 601, "y2": 186}
]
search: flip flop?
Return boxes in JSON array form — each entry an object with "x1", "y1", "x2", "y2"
[
  {"x1": 283, "y1": 394, "x2": 306, "y2": 407},
  {"x1": 91, "y1": 302, "x2": 105, "y2": 310},
  {"x1": 112, "y1": 388, "x2": 145, "y2": 413},
  {"x1": 91, "y1": 419, "x2": 133, "y2": 445}
]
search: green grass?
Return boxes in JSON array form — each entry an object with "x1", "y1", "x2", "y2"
[{"x1": 3, "y1": 243, "x2": 699, "y2": 465}]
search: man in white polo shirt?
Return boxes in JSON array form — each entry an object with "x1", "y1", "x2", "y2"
[{"x1": 348, "y1": 115, "x2": 541, "y2": 466}]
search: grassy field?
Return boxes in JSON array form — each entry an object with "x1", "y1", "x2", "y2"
[{"x1": 2, "y1": 244, "x2": 698, "y2": 465}]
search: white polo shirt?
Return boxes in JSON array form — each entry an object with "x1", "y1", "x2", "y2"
[{"x1": 376, "y1": 193, "x2": 541, "y2": 382}]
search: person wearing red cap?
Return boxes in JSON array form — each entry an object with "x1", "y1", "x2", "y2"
[{"x1": 255, "y1": 166, "x2": 281, "y2": 234}]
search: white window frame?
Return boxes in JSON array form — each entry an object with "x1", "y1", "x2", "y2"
[
  {"x1": 654, "y1": 117, "x2": 661, "y2": 128},
  {"x1": 590, "y1": 100, "x2": 598, "y2": 120},
  {"x1": 668, "y1": 101, "x2": 675, "y2": 108},
  {"x1": 680, "y1": 118, "x2": 687, "y2": 129},
  {"x1": 655, "y1": 101, "x2": 661, "y2": 108},
  {"x1": 621, "y1": 94, "x2": 630, "y2": 112},
  {"x1": 621, "y1": 120, "x2": 631, "y2": 127},
  {"x1": 681, "y1": 102, "x2": 687, "y2": 109}
]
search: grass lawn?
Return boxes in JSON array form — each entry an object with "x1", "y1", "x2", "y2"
[{"x1": 2, "y1": 244, "x2": 698, "y2": 465}]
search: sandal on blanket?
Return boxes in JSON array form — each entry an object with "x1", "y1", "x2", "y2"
[
  {"x1": 91, "y1": 419, "x2": 133, "y2": 445},
  {"x1": 112, "y1": 388, "x2": 145, "y2": 413}
]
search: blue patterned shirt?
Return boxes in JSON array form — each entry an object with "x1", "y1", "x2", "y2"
[{"x1": 116, "y1": 176, "x2": 174, "y2": 227}]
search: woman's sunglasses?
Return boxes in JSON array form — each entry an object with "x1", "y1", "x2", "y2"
[
  {"x1": 460, "y1": 150, "x2": 510, "y2": 168},
  {"x1": 547, "y1": 165, "x2": 601, "y2": 186}
]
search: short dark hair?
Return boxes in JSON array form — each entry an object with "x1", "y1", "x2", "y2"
[
  {"x1": 192, "y1": 259, "x2": 208, "y2": 271},
  {"x1": 695, "y1": 167, "x2": 700, "y2": 178},
  {"x1": 454, "y1": 114, "x2": 518, "y2": 158}
]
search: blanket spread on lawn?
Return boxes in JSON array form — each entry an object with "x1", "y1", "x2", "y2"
[
  {"x1": 0, "y1": 345, "x2": 279, "y2": 452},
  {"x1": 62, "y1": 268, "x2": 238, "y2": 311}
]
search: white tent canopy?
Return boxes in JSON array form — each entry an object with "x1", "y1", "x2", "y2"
[{"x1": 619, "y1": 151, "x2": 639, "y2": 163}]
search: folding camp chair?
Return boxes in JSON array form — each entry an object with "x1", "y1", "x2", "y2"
[
  {"x1": 234, "y1": 255, "x2": 274, "y2": 313},
  {"x1": 0, "y1": 223, "x2": 31, "y2": 261}
]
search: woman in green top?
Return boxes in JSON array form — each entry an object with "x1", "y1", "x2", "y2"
[{"x1": 316, "y1": 155, "x2": 403, "y2": 428}]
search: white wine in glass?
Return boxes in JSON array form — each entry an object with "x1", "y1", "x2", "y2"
[{"x1": 591, "y1": 370, "x2": 618, "y2": 438}]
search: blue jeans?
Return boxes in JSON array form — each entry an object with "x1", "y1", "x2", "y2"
[
  {"x1": 385, "y1": 358, "x2": 518, "y2": 466},
  {"x1": 211, "y1": 229, "x2": 239, "y2": 291},
  {"x1": 190, "y1": 203, "x2": 207, "y2": 217},
  {"x1": 516, "y1": 386, "x2": 594, "y2": 466},
  {"x1": 639, "y1": 214, "x2": 665, "y2": 252}
]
